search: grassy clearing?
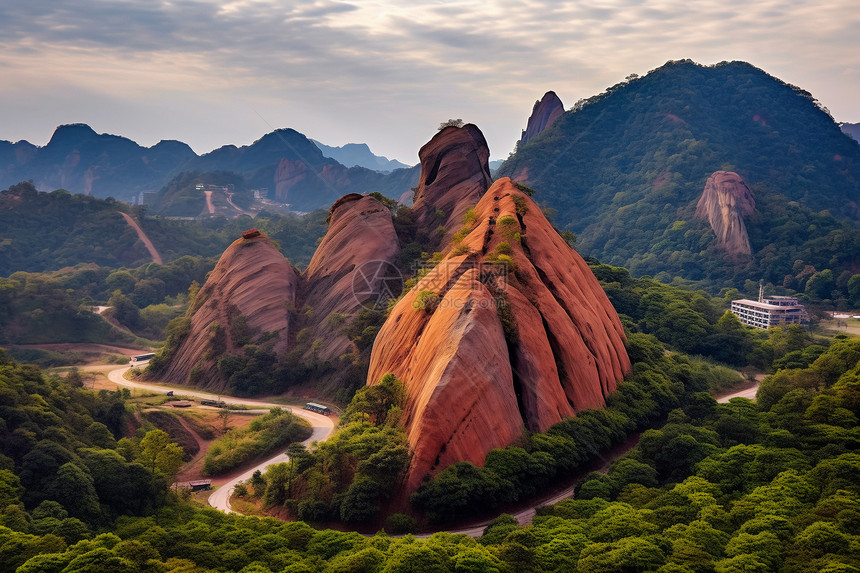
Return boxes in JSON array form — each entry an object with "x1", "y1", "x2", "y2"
[{"x1": 202, "y1": 408, "x2": 312, "y2": 476}]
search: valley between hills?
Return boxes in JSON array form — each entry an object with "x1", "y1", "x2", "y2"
[{"x1": 1, "y1": 59, "x2": 860, "y2": 572}]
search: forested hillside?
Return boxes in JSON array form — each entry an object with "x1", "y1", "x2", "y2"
[
  {"x1": 0, "y1": 350, "x2": 181, "y2": 558},
  {"x1": 0, "y1": 182, "x2": 327, "y2": 275},
  {"x1": 499, "y1": 60, "x2": 860, "y2": 292}
]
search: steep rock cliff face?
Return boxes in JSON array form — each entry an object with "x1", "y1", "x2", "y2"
[
  {"x1": 520, "y1": 91, "x2": 565, "y2": 146},
  {"x1": 368, "y1": 177, "x2": 630, "y2": 490},
  {"x1": 411, "y1": 124, "x2": 493, "y2": 236},
  {"x1": 157, "y1": 233, "x2": 299, "y2": 391},
  {"x1": 301, "y1": 194, "x2": 400, "y2": 361},
  {"x1": 695, "y1": 170, "x2": 756, "y2": 256}
]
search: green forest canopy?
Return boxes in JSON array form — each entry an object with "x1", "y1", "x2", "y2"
[{"x1": 499, "y1": 59, "x2": 860, "y2": 293}]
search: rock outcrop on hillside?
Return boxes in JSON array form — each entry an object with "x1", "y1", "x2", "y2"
[
  {"x1": 157, "y1": 233, "x2": 299, "y2": 391},
  {"x1": 695, "y1": 170, "x2": 756, "y2": 256},
  {"x1": 300, "y1": 194, "x2": 400, "y2": 362},
  {"x1": 520, "y1": 91, "x2": 565, "y2": 146},
  {"x1": 368, "y1": 177, "x2": 630, "y2": 490},
  {"x1": 411, "y1": 124, "x2": 493, "y2": 236}
]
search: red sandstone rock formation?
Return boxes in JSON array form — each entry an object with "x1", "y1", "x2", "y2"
[
  {"x1": 157, "y1": 232, "x2": 299, "y2": 391},
  {"x1": 273, "y1": 158, "x2": 310, "y2": 202},
  {"x1": 368, "y1": 177, "x2": 630, "y2": 490},
  {"x1": 520, "y1": 91, "x2": 565, "y2": 146},
  {"x1": 157, "y1": 192, "x2": 400, "y2": 390},
  {"x1": 411, "y1": 124, "x2": 493, "y2": 236},
  {"x1": 695, "y1": 171, "x2": 756, "y2": 256},
  {"x1": 301, "y1": 194, "x2": 400, "y2": 362}
]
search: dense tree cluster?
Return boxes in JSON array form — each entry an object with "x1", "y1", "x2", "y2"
[
  {"x1": 241, "y1": 374, "x2": 411, "y2": 525},
  {"x1": 0, "y1": 350, "x2": 176, "y2": 542},
  {"x1": 202, "y1": 409, "x2": 311, "y2": 476},
  {"x1": 590, "y1": 261, "x2": 831, "y2": 371},
  {"x1": 2, "y1": 337, "x2": 857, "y2": 571},
  {"x1": 0, "y1": 255, "x2": 216, "y2": 353}
]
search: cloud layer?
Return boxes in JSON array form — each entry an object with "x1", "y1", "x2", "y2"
[{"x1": 1, "y1": 0, "x2": 858, "y2": 162}]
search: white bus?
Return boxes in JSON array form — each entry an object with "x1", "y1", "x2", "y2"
[
  {"x1": 304, "y1": 402, "x2": 331, "y2": 415},
  {"x1": 129, "y1": 353, "x2": 156, "y2": 365}
]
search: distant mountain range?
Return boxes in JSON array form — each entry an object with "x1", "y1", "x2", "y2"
[
  {"x1": 842, "y1": 122, "x2": 860, "y2": 142},
  {"x1": 499, "y1": 59, "x2": 860, "y2": 290},
  {"x1": 311, "y1": 140, "x2": 411, "y2": 171},
  {"x1": 0, "y1": 125, "x2": 418, "y2": 211}
]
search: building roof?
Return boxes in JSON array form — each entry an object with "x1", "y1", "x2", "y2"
[{"x1": 731, "y1": 298, "x2": 803, "y2": 310}]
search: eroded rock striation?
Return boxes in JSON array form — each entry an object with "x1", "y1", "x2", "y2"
[
  {"x1": 520, "y1": 91, "x2": 565, "y2": 146},
  {"x1": 157, "y1": 232, "x2": 299, "y2": 392},
  {"x1": 368, "y1": 177, "x2": 630, "y2": 490},
  {"x1": 300, "y1": 194, "x2": 400, "y2": 362},
  {"x1": 411, "y1": 124, "x2": 493, "y2": 237},
  {"x1": 695, "y1": 170, "x2": 756, "y2": 256}
]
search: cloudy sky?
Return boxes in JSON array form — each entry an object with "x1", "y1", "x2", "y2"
[{"x1": 1, "y1": 0, "x2": 858, "y2": 163}]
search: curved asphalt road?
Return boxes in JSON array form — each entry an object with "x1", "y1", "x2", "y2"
[
  {"x1": 107, "y1": 365, "x2": 761, "y2": 532},
  {"x1": 106, "y1": 366, "x2": 335, "y2": 513}
]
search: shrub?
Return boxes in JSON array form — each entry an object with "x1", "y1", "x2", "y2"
[
  {"x1": 385, "y1": 513, "x2": 418, "y2": 534},
  {"x1": 413, "y1": 290, "x2": 440, "y2": 312}
]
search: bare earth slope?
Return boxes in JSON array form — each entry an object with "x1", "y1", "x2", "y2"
[
  {"x1": 118, "y1": 212, "x2": 163, "y2": 264},
  {"x1": 368, "y1": 177, "x2": 630, "y2": 490}
]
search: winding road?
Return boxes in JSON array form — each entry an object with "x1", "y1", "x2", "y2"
[
  {"x1": 105, "y1": 364, "x2": 762, "y2": 532},
  {"x1": 106, "y1": 366, "x2": 335, "y2": 513}
]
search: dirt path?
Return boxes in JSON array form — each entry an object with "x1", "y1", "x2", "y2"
[
  {"x1": 119, "y1": 212, "x2": 163, "y2": 264},
  {"x1": 174, "y1": 415, "x2": 213, "y2": 483},
  {"x1": 715, "y1": 374, "x2": 764, "y2": 403},
  {"x1": 225, "y1": 192, "x2": 250, "y2": 216},
  {"x1": 204, "y1": 190, "x2": 215, "y2": 214}
]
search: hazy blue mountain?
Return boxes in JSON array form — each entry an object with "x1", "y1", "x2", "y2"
[
  {"x1": 842, "y1": 122, "x2": 860, "y2": 142},
  {"x1": 489, "y1": 159, "x2": 505, "y2": 174},
  {"x1": 311, "y1": 140, "x2": 411, "y2": 171},
  {"x1": 0, "y1": 125, "x2": 419, "y2": 210},
  {"x1": 0, "y1": 124, "x2": 195, "y2": 201}
]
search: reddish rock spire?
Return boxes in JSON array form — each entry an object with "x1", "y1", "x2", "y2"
[
  {"x1": 520, "y1": 91, "x2": 565, "y2": 146},
  {"x1": 411, "y1": 124, "x2": 493, "y2": 237},
  {"x1": 157, "y1": 233, "x2": 300, "y2": 392}
]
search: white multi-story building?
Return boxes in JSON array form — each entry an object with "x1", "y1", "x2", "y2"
[{"x1": 730, "y1": 295, "x2": 809, "y2": 329}]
